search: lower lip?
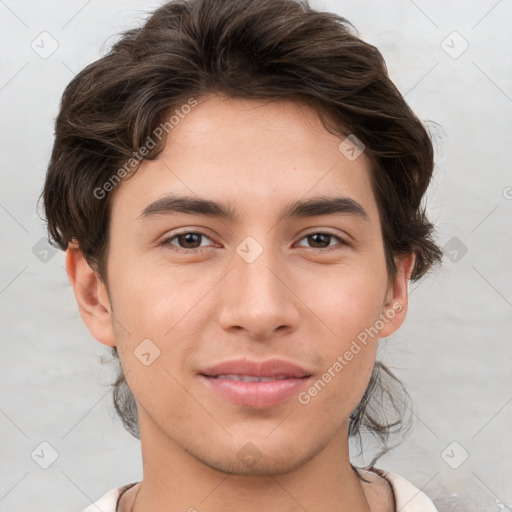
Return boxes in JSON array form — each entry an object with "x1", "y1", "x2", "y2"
[{"x1": 200, "y1": 375, "x2": 310, "y2": 408}]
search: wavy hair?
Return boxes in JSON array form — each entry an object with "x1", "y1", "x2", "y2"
[{"x1": 42, "y1": 0, "x2": 442, "y2": 481}]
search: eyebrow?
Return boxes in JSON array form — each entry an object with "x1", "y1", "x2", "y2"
[{"x1": 137, "y1": 194, "x2": 369, "y2": 223}]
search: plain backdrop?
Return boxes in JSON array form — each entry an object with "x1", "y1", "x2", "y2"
[{"x1": 1, "y1": 1, "x2": 511, "y2": 511}]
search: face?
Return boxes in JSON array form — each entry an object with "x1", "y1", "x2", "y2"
[{"x1": 81, "y1": 95, "x2": 411, "y2": 475}]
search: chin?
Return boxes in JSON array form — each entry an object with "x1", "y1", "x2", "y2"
[
  {"x1": 201, "y1": 452, "x2": 312, "y2": 476},
  {"x1": 188, "y1": 437, "x2": 320, "y2": 476}
]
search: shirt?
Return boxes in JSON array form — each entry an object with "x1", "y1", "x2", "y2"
[{"x1": 83, "y1": 469, "x2": 439, "y2": 512}]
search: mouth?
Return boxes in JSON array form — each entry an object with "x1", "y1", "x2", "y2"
[
  {"x1": 200, "y1": 357, "x2": 311, "y2": 379},
  {"x1": 207, "y1": 374, "x2": 296, "y2": 382},
  {"x1": 199, "y1": 358, "x2": 312, "y2": 408}
]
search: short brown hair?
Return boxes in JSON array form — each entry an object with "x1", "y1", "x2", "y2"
[{"x1": 42, "y1": 0, "x2": 442, "y2": 473}]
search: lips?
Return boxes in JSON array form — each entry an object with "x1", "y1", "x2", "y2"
[
  {"x1": 210, "y1": 374, "x2": 290, "y2": 382},
  {"x1": 199, "y1": 358, "x2": 312, "y2": 408},
  {"x1": 200, "y1": 358, "x2": 311, "y2": 379}
]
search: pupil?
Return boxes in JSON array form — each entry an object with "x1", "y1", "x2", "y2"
[
  {"x1": 177, "y1": 233, "x2": 331, "y2": 249},
  {"x1": 310, "y1": 233, "x2": 329, "y2": 248},
  {"x1": 180, "y1": 233, "x2": 200, "y2": 248}
]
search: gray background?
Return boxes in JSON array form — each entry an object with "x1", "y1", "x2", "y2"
[{"x1": 1, "y1": 1, "x2": 511, "y2": 511}]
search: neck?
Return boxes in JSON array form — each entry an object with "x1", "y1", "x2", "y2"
[{"x1": 125, "y1": 411, "x2": 372, "y2": 512}]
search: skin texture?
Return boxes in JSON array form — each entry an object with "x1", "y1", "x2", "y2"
[{"x1": 66, "y1": 95, "x2": 414, "y2": 512}]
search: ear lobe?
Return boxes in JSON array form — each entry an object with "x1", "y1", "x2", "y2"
[
  {"x1": 65, "y1": 242, "x2": 116, "y2": 347},
  {"x1": 378, "y1": 253, "x2": 416, "y2": 338}
]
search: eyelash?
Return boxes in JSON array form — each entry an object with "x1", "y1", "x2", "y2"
[{"x1": 159, "y1": 230, "x2": 349, "y2": 254}]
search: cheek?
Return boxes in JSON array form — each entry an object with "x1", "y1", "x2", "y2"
[
  {"x1": 108, "y1": 252, "x2": 193, "y2": 329},
  {"x1": 107, "y1": 265, "x2": 201, "y2": 413},
  {"x1": 295, "y1": 334, "x2": 375, "y2": 438},
  {"x1": 303, "y1": 261, "x2": 388, "y2": 340},
  {"x1": 300, "y1": 264, "x2": 386, "y2": 383},
  {"x1": 107, "y1": 260, "x2": 216, "y2": 379},
  {"x1": 109, "y1": 241, "x2": 389, "y2": 354},
  {"x1": 291, "y1": 265, "x2": 387, "y2": 410}
]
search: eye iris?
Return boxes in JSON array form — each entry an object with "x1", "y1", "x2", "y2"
[
  {"x1": 178, "y1": 233, "x2": 201, "y2": 248},
  {"x1": 308, "y1": 233, "x2": 331, "y2": 248},
  {"x1": 171, "y1": 232, "x2": 336, "y2": 250}
]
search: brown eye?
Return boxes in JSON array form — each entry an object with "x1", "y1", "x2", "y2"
[
  {"x1": 307, "y1": 233, "x2": 332, "y2": 248},
  {"x1": 296, "y1": 232, "x2": 348, "y2": 252},
  {"x1": 161, "y1": 231, "x2": 213, "y2": 251},
  {"x1": 175, "y1": 232, "x2": 203, "y2": 249}
]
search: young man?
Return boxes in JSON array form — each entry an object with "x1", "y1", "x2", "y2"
[{"x1": 42, "y1": 0, "x2": 442, "y2": 510}]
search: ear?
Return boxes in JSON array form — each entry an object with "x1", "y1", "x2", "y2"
[
  {"x1": 378, "y1": 252, "x2": 416, "y2": 338},
  {"x1": 65, "y1": 241, "x2": 116, "y2": 347}
]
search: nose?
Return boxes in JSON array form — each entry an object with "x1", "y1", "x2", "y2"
[{"x1": 218, "y1": 239, "x2": 301, "y2": 340}]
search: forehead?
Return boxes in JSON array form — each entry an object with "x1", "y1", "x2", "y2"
[{"x1": 110, "y1": 95, "x2": 378, "y2": 222}]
